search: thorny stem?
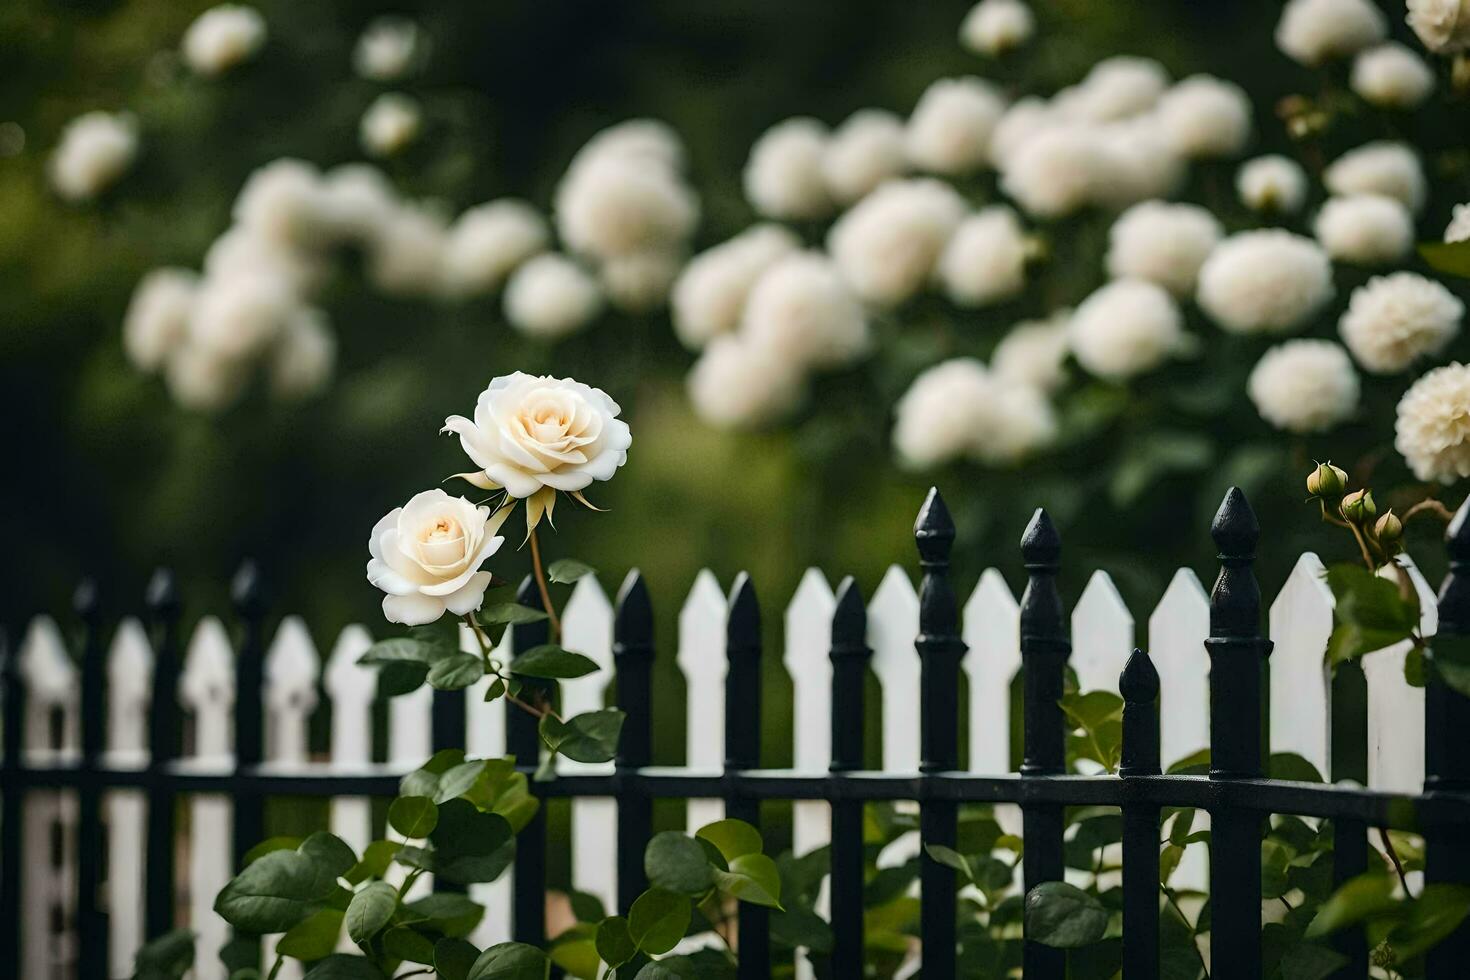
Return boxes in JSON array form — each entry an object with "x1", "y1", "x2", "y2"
[
  {"x1": 528, "y1": 529, "x2": 563, "y2": 641},
  {"x1": 1379, "y1": 827, "x2": 1414, "y2": 899}
]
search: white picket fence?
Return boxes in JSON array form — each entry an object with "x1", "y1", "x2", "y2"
[{"x1": 7, "y1": 554, "x2": 1433, "y2": 977}]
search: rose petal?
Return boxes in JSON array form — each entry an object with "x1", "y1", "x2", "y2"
[{"x1": 382, "y1": 591, "x2": 447, "y2": 626}]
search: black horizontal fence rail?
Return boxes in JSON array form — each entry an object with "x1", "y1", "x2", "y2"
[{"x1": 3, "y1": 486, "x2": 1470, "y2": 979}]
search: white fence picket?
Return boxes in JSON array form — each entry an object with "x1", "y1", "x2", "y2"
[
  {"x1": 105, "y1": 618, "x2": 153, "y2": 978},
  {"x1": 962, "y1": 569, "x2": 1020, "y2": 776},
  {"x1": 1071, "y1": 571, "x2": 1134, "y2": 697},
  {"x1": 1365, "y1": 558, "x2": 1435, "y2": 793},
  {"x1": 869, "y1": 565, "x2": 921, "y2": 874},
  {"x1": 561, "y1": 576, "x2": 617, "y2": 911},
  {"x1": 1269, "y1": 553, "x2": 1335, "y2": 778},
  {"x1": 179, "y1": 617, "x2": 236, "y2": 980},
  {"x1": 324, "y1": 625, "x2": 376, "y2": 856},
  {"x1": 679, "y1": 570, "x2": 727, "y2": 832},
  {"x1": 265, "y1": 616, "x2": 320, "y2": 766}
]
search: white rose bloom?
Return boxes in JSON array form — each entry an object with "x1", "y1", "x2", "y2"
[
  {"x1": 442, "y1": 199, "x2": 549, "y2": 297},
  {"x1": 365, "y1": 203, "x2": 449, "y2": 297},
  {"x1": 984, "y1": 381, "x2": 1058, "y2": 464},
  {"x1": 188, "y1": 272, "x2": 296, "y2": 360},
  {"x1": 905, "y1": 77, "x2": 1006, "y2": 175},
  {"x1": 992, "y1": 311, "x2": 1071, "y2": 393},
  {"x1": 1247, "y1": 340, "x2": 1360, "y2": 433},
  {"x1": 960, "y1": 0, "x2": 1035, "y2": 56},
  {"x1": 1324, "y1": 142, "x2": 1426, "y2": 212},
  {"x1": 441, "y1": 372, "x2": 632, "y2": 512},
  {"x1": 827, "y1": 178, "x2": 967, "y2": 306},
  {"x1": 232, "y1": 158, "x2": 336, "y2": 249},
  {"x1": 124, "y1": 268, "x2": 198, "y2": 373},
  {"x1": 1407, "y1": 0, "x2": 1470, "y2": 54},
  {"x1": 822, "y1": 109, "x2": 908, "y2": 205},
  {"x1": 48, "y1": 111, "x2": 137, "y2": 202},
  {"x1": 1275, "y1": 0, "x2": 1386, "y2": 65},
  {"x1": 600, "y1": 250, "x2": 683, "y2": 314},
  {"x1": 936, "y1": 206, "x2": 1029, "y2": 308},
  {"x1": 744, "y1": 117, "x2": 833, "y2": 220},
  {"x1": 687, "y1": 335, "x2": 807, "y2": 430},
  {"x1": 354, "y1": 16, "x2": 423, "y2": 81},
  {"x1": 989, "y1": 96, "x2": 1055, "y2": 169},
  {"x1": 1094, "y1": 117, "x2": 1186, "y2": 207},
  {"x1": 205, "y1": 225, "x2": 326, "y2": 296},
  {"x1": 1446, "y1": 204, "x2": 1470, "y2": 243},
  {"x1": 670, "y1": 224, "x2": 799, "y2": 350},
  {"x1": 555, "y1": 151, "x2": 698, "y2": 261},
  {"x1": 1313, "y1": 194, "x2": 1414, "y2": 266},
  {"x1": 164, "y1": 342, "x2": 250, "y2": 412},
  {"x1": 1396, "y1": 363, "x2": 1470, "y2": 482},
  {"x1": 366, "y1": 489, "x2": 508, "y2": 626},
  {"x1": 893, "y1": 358, "x2": 1055, "y2": 468},
  {"x1": 1068, "y1": 279, "x2": 1183, "y2": 380},
  {"x1": 1156, "y1": 75, "x2": 1252, "y2": 159},
  {"x1": 503, "y1": 253, "x2": 604, "y2": 340},
  {"x1": 1197, "y1": 230, "x2": 1334, "y2": 334},
  {"x1": 181, "y1": 4, "x2": 266, "y2": 76},
  {"x1": 1339, "y1": 272, "x2": 1464, "y2": 373},
  {"x1": 1106, "y1": 201, "x2": 1223, "y2": 297},
  {"x1": 360, "y1": 93, "x2": 422, "y2": 158},
  {"x1": 741, "y1": 251, "x2": 870, "y2": 369},
  {"x1": 1000, "y1": 125, "x2": 1106, "y2": 218},
  {"x1": 1059, "y1": 57, "x2": 1169, "y2": 122},
  {"x1": 321, "y1": 163, "x2": 398, "y2": 244},
  {"x1": 1236, "y1": 155, "x2": 1309, "y2": 213},
  {"x1": 573, "y1": 119, "x2": 686, "y2": 175},
  {"x1": 1351, "y1": 43, "x2": 1435, "y2": 108},
  {"x1": 269, "y1": 307, "x2": 336, "y2": 400}
]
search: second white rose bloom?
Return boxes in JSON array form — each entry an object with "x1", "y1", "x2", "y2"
[{"x1": 367, "y1": 489, "x2": 509, "y2": 626}]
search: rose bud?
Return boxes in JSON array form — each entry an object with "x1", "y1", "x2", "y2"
[
  {"x1": 1341, "y1": 488, "x2": 1377, "y2": 523},
  {"x1": 1374, "y1": 510, "x2": 1404, "y2": 547},
  {"x1": 1306, "y1": 461, "x2": 1348, "y2": 498}
]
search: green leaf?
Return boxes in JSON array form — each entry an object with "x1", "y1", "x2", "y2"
[
  {"x1": 214, "y1": 849, "x2": 341, "y2": 934},
  {"x1": 696, "y1": 818, "x2": 764, "y2": 862},
  {"x1": 345, "y1": 881, "x2": 397, "y2": 944},
  {"x1": 388, "y1": 796, "x2": 439, "y2": 839},
  {"x1": 378, "y1": 661, "x2": 429, "y2": 697},
  {"x1": 1430, "y1": 635, "x2": 1470, "y2": 698},
  {"x1": 568, "y1": 890, "x2": 607, "y2": 923},
  {"x1": 1278, "y1": 943, "x2": 1349, "y2": 980},
  {"x1": 548, "y1": 932, "x2": 602, "y2": 980},
  {"x1": 771, "y1": 902, "x2": 835, "y2": 954},
  {"x1": 714, "y1": 853, "x2": 783, "y2": 909},
  {"x1": 547, "y1": 559, "x2": 596, "y2": 584},
  {"x1": 628, "y1": 888, "x2": 692, "y2": 955},
  {"x1": 595, "y1": 915, "x2": 637, "y2": 967},
  {"x1": 484, "y1": 677, "x2": 507, "y2": 702},
  {"x1": 923, "y1": 844, "x2": 973, "y2": 883},
  {"x1": 383, "y1": 926, "x2": 438, "y2": 963},
  {"x1": 300, "y1": 955, "x2": 389, "y2": 980},
  {"x1": 1305, "y1": 872, "x2": 1398, "y2": 939},
  {"x1": 358, "y1": 637, "x2": 436, "y2": 666},
  {"x1": 428, "y1": 653, "x2": 485, "y2": 691},
  {"x1": 466, "y1": 941, "x2": 550, "y2": 980},
  {"x1": 1261, "y1": 839, "x2": 1291, "y2": 899},
  {"x1": 1024, "y1": 881, "x2": 1108, "y2": 949},
  {"x1": 133, "y1": 928, "x2": 195, "y2": 979},
  {"x1": 430, "y1": 798, "x2": 516, "y2": 884},
  {"x1": 1327, "y1": 623, "x2": 1416, "y2": 666},
  {"x1": 539, "y1": 708, "x2": 624, "y2": 763},
  {"x1": 242, "y1": 836, "x2": 301, "y2": 866},
  {"x1": 434, "y1": 760, "x2": 490, "y2": 804},
  {"x1": 1325, "y1": 565, "x2": 1418, "y2": 634},
  {"x1": 404, "y1": 893, "x2": 486, "y2": 938},
  {"x1": 399, "y1": 749, "x2": 467, "y2": 798},
  {"x1": 480, "y1": 603, "x2": 551, "y2": 626},
  {"x1": 1268, "y1": 753, "x2": 1325, "y2": 783},
  {"x1": 1390, "y1": 883, "x2": 1470, "y2": 960},
  {"x1": 299, "y1": 832, "x2": 357, "y2": 879},
  {"x1": 1166, "y1": 749, "x2": 1210, "y2": 775},
  {"x1": 1419, "y1": 240, "x2": 1470, "y2": 279},
  {"x1": 277, "y1": 907, "x2": 344, "y2": 960},
  {"x1": 645, "y1": 831, "x2": 715, "y2": 895},
  {"x1": 435, "y1": 938, "x2": 482, "y2": 980},
  {"x1": 510, "y1": 645, "x2": 600, "y2": 679},
  {"x1": 345, "y1": 840, "x2": 401, "y2": 885}
]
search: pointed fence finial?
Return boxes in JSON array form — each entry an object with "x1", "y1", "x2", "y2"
[
  {"x1": 231, "y1": 560, "x2": 268, "y2": 619},
  {"x1": 1021, "y1": 507, "x2": 1062, "y2": 568},
  {"x1": 72, "y1": 578, "x2": 101, "y2": 625},
  {"x1": 1119, "y1": 649, "x2": 1161, "y2": 779},
  {"x1": 145, "y1": 568, "x2": 181, "y2": 623},
  {"x1": 1120, "y1": 647, "x2": 1160, "y2": 704},
  {"x1": 1211, "y1": 486, "x2": 1260, "y2": 563},
  {"x1": 915, "y1": 488, "x2": 955, "y2": 568},
  {"x1": 830, "y1": 576, "x2": 870, "y2": 775}
]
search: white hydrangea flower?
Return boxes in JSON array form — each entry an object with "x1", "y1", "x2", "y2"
[
  {"x1": 1313, "y1": 194, "x2": 1414, "y2": 266},
  {"x1": 164, "y1": 341, "x2": 249, "y2": 412},
  {"x1": 936, "y1": 206, "x2": 1029, "y2": 308},
  {"x1": 893, "y1": 358, "x2": 1055, "y2": 468},
  {"x1": 1324, "y1": 142, "x2": 1426, "y2": 212},
  {"x1": 1155, "y1": 75, "x2": 1252, "y2": 159},
  {"x1": 573, "y1": 119, "x2": 686, "y2": 175},
  {"x1": 124, "y1": 269, "x2": 198, "y2": 373},
  {"x1": 1275, "y1": 0, "x2": 1386, "y2": 65},
  {"x1": 1106, "y1": 201, "x2": 1222, "y2": 297},
  {"x1": 989, "y1": 96, "x2": 1055, "y2": 169},
  {"x1": 441, "y1": 200, "x2": 549, "y2": 297},
  {"x1": 600, "y1": 250, "x2": 683, "y2": 314},
  {"x1": 1339, "y1": 272, "x2": 1464, "y2": 373},
  {"x1": 1351, "y1": 43, "x2": 1435, "y2": 108},
  {"x1": 269, "y1": 307, "x2": 336, "y2": 400},
  {"x1": 960, "y1": 0, "x2": 1035, "y2": 56},
  {"x1": 321, "y1": 163, "x2": 398, "y2": 243},
  {"x1": 670, "y1": 224, "x2": 798, "y2": 350},
  {"x1": 1068, "y1": 279, "x2": 1184, "y2": 380},
  {"x1": 999, "y1": 125, "x2": 1107, "y2": 218},
  {"x1": 365, "y1": 203, "x2": 450, "y2": 297},
  {"x1": 188, "y1": 272, "x2": 296, "y2": 360},
  {"x1": 822, "y1": 109, "x2": 908, "y2": 205},
  {"x1": 181, "y1": 4, "x2": 266, "y2": 76},
  {"x1": 360, "y1": 93, "x2": 422, "y2": 158},
  {"x1": 354, "y1": 16, "x2": 423, "y2": 81},
  {"x1": 48, "y1": 110, "x2": 137, "y2": 202},
  {"x1": 1396, "y1": 362, "x2": 1470, "y2": 482},
  {"x1": 1446, "y1": 203, "x2": 1470, "y2": 243},
  {"x1": 556, "y1": 146, "x2": 698, "y2": 260},
  {"x1": 1236, "y1": 155, "x2": 1309, "y2": 213},
  {"x1": 687, "y1": 335, "x2": 807, "y2": 430},
  {"x1": 740, "y1": 251, "x2": 870, "y2": 369},
  {"x1": 1197, "y1": 230, "x2": 1334, "y2": 334},
  {"x1": 1093, "y1": 117, "x2": 1185, "y2": 207},
  {"x1": 992, "y1": 310, "x2": 1071, "y2": 393},
  {"x1": 905, "y1": 77, "x2": 1006, "y2": 175},
  {"x1": 232, "y1": 158, "x2": 337, "y2": 249},
  {"x1": 1407, "y1": 0, "x2": 1470, "y2": 54},
  {"x1": 827, "y1": 178, "x2": 967, "y2": 306},
  {"x1": 1247, "y1": 340, "x2": 1360, "y2": 433},
  {"x1": 743, "y1": 117, "x2": 833, "y2": 220},
  {"x1": 1057, "y1": 56, "x2": 1169, "y2": 122},
  {"x1": 205, "y1": 225, "x2": 326, "y2": 296},
  {"x1": 503, "y1": 254, "x2": 604, "y2": 340}
]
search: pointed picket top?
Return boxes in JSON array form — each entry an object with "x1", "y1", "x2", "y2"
[
  {"x1": 1120, "y1": 648, "x2": 1160, "y2": 703},
  {"x1": 678, "y1": 568, "x2": 727, "y2": 767},
  {"x1": 869, "y1": 563, "x2": 921, "y2": 772},
  {"x1": 1450, "y1": 494, "x2": 1470, "y2": 561},
  {"x1": 786, "y1": 568, "x2": 836, "y2": 771},
  {"x1": 1268, "y1": 552, "x2": 1333, "y2": 777},
  {"x1": 1071, "y1": 570, "x2": 1134, "y2": 695},
  {"x1": 324, "y1": 624, "x2": 376, "y2": 703},
  {"x1": 19, "y1": 616, "x2": 75, "y2": 704},
  {"x1": 265, "y1": 616, "x2": 321, "y2": 712},
  {"x1": 1399, "y1": 554, "x2": 1439, "y2": 636},
  {"x1": 180, "y1": 616, "x2": 236, "y2": 761},
  {"x1": 106, "y1": 618, "x2": 154, "y2": 759},
  {"x1": 1148, "y1": 567, "x2": 1210, "y2": 766},
  {"x1": 962, "y1": 568, "x2": 1021, "y2": 775}
]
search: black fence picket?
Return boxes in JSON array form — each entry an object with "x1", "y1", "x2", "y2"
[{"x1": 5, "y1": 486, "x2": 1470, "y2": 979}]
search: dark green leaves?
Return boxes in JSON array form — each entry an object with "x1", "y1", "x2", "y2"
[
  {"x1": 546, "y1": 559, "x2": 596, "y2": 584},
  {"x1": 510, "y1": 644, "x2": 599, "y2": 679},
  {"x1": 627, "y1": 889, "x2": 691, "y2": 956},
  {"x1": 1324, "y1": 564, "x2": 1419, "y2": 666},
  {"x1": 595, "y1": 915, "x2": 636, "y2": 967},
  {"x1": 1024, "y1": 881, "x2": 1108, "y2": 948},
  {"x1": 428, "y1": 653, "x2": 485, "y2": 690},
  {"x1": 301, "y1": 955, "x2": 388, "y2": 979},
  {"x1": 539, "y1": 708, "x2": 624, "y2": 763},
  {"x1": 645, "y1": 831, "x2": 715, "y2": 895},
  {"x1": 388, "y1": 796, "x2": 438, "y2": 838},
  {"x1": 278, "y1": 908, "x2": 345, "y2": 960},
  {"x1": 345, "y1": 882, "x2": 397, "y2": 945},
  {"x1": 132, "y1": 928, "x2": 195, "y2": 980},
  {"x1": 426, "y1": 799, "x2": 516, "y2": 884},
  {"x1": 480, "y1": 603, "x2": 551, "y2": 626},
  {"x1": 214, "y1": 846, "x2": 343, "y2": 935},
  {"x1": 467, "y1": 941, "x2": 551, "y2": 979},
  {"x1": 1060, "y1": 691, "x2": 1124, "y2": 772}
]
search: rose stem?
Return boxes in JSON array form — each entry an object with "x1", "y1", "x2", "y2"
[{"x1": 527, "y1": 528, "x2": 563, "y2": 641}]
